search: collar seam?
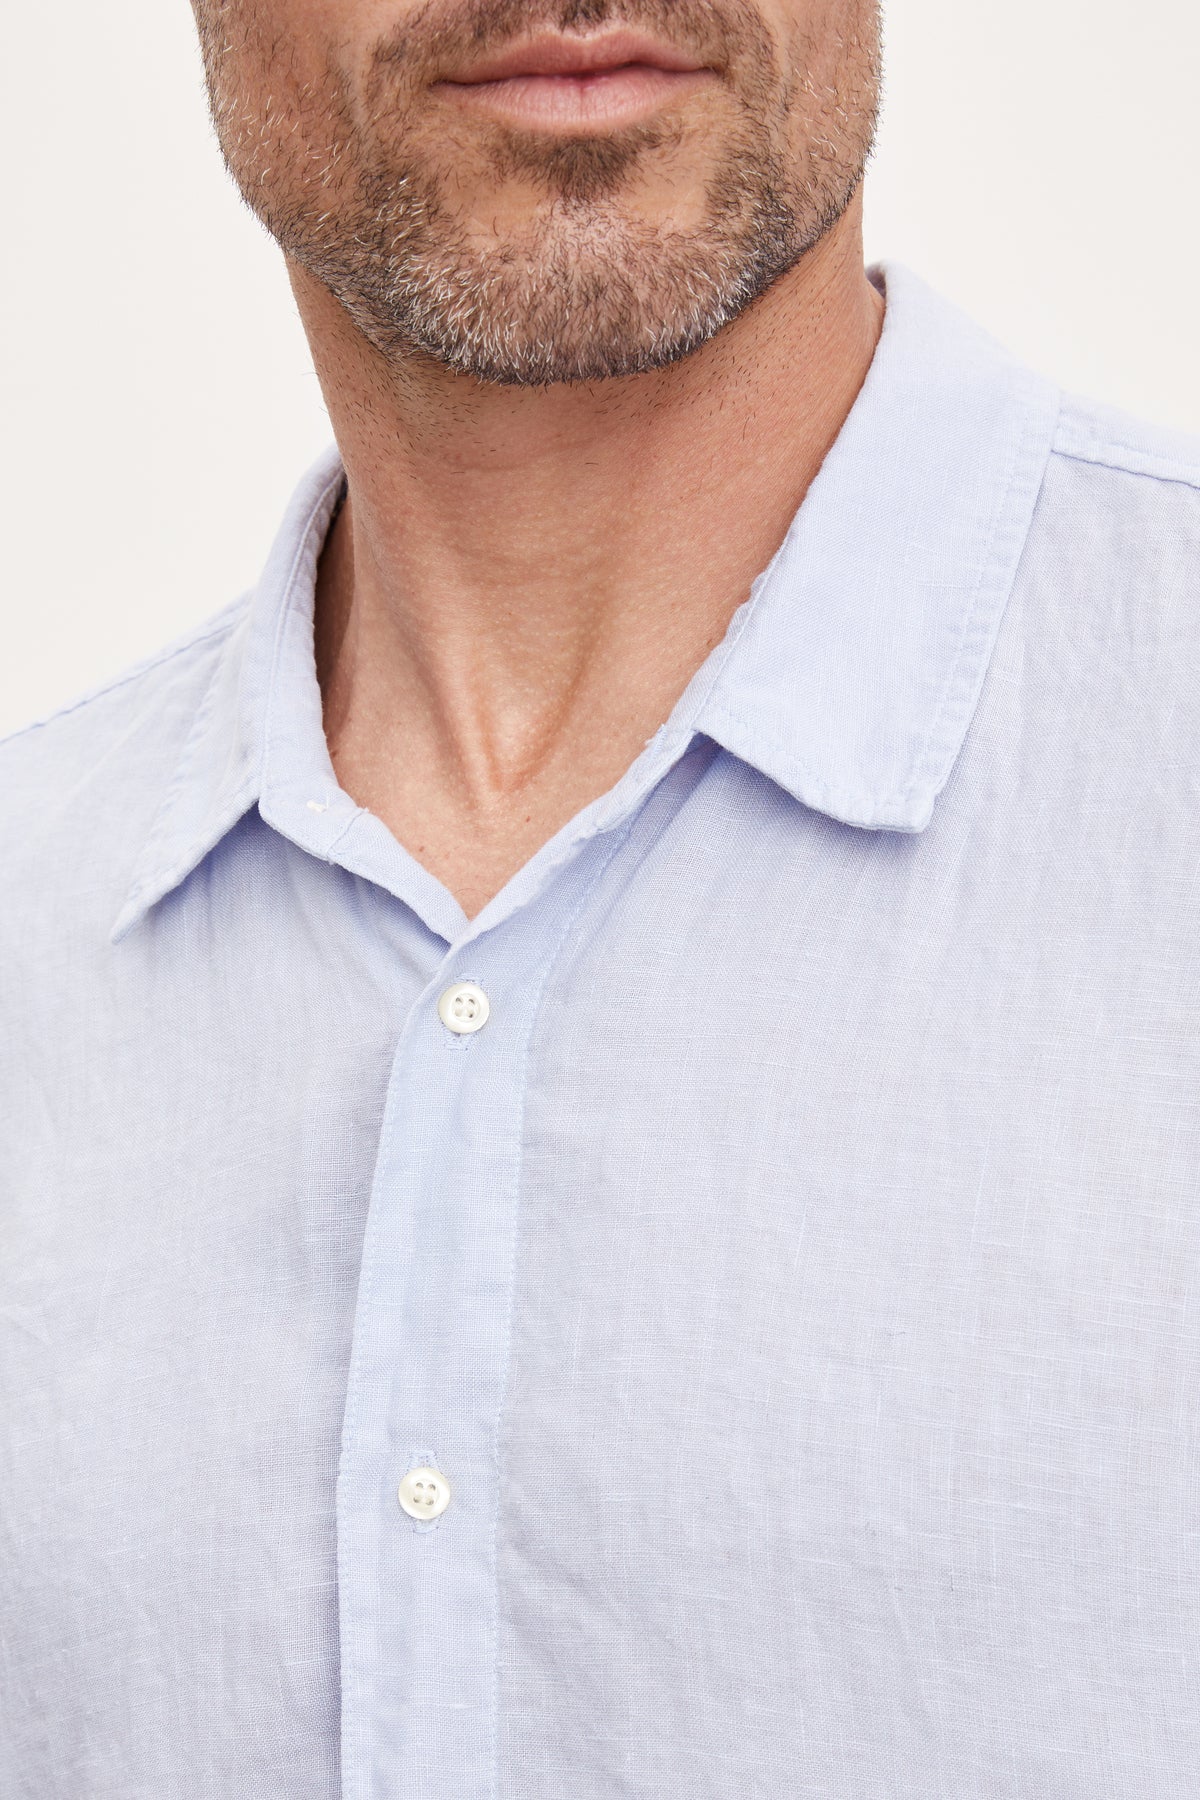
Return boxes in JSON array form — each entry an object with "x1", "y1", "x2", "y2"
[
  {"x1": 697, "y1": 695, "x2": 905, "y2": 825},
  {"x1": 259, "y1": 468, "x2": 347, "y2": 803},
  {"x1": 114, "y1": 611, "x2": 250, "y2": 927},
  {"x1": 893, "y1": 378, "x2": 1060, "y2": 814}
]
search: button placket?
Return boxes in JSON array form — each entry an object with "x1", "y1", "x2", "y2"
[
  {"x1": 335, "y1": 947, "x2": 524, "y2": 1800},
  {"x1": 334, "y1": 774, "x2": 683, "y2": 1800}
]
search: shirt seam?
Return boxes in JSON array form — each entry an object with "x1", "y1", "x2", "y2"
[
  {"x1": 487, "y1": 801, "x2": 653, "y2": 1800},
  {"x1": 1050, "y1": 440, "x2": 1200, "y2": 492},
  {"x1": 117, "y1": 622, "x2": 251, "y2": 917},
  {"x1": 699, "y1": 394, "x2": 1050, "y2": 828},
  {"x1": 259, "y1": 469, "x2": 348, "y2": 797},
  {"x1": 0, "y1": 595, "x2": 250, "y2": 757},
  {"x1": 897, "y1": 382, "x2": 1061, "y2": 813}
]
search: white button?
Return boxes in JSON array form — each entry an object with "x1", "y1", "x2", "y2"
[
  {"x1": 397, "y1": 1466, "x2": 451, "y2": 1520},
  {"x1": 437, "y1": 981, "x2": 490, "y2": 1034}
]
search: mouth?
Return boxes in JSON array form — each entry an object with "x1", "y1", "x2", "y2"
[{"x1": 433, "y1": 29, "x2": 717, "y2": 131}]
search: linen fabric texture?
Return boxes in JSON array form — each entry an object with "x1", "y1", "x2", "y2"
[{"x1": 3, "y1": 265, "x2": 1200, "y2": 1798}]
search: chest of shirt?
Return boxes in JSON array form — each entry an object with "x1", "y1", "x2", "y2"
[{"x1": 3, "y1": 718, "x2": 1197, "y2": 1798}]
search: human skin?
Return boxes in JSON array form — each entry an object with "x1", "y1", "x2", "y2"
[{"x1": 191, "y1": 0, "x2": 885, "y2": 919}]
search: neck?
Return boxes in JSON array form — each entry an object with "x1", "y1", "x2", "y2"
[{"x1": 295, "y1": 197, "x2": 883, "y2": 918}]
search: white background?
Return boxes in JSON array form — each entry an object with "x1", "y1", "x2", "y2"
[{"x1": 1, "y1": 0, "x2": 1196, "y2": 734}]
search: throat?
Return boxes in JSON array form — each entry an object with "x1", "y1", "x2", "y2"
[{"x1": 325, "y1": 722, "x2": 661, "y2": 922}]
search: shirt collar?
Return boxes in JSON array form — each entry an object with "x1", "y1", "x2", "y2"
[
  {"x1": 692, "y1": 262, "x2": 1060, "y2": 829},
  {"x1": 111, "y1": 261, "x2": 1060, "y2": 943}
]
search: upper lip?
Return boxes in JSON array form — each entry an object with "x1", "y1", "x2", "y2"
[{"x1": 440, "y1": 29, "x2": 710, "y2": 84}]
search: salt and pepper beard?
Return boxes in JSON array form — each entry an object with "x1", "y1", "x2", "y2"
[{"x1": 196, "y1": 0, "x2": 881, "y2": 385}]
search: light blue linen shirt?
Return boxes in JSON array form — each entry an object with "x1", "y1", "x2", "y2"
[{"x1": 4, "y1": 262, "x2": 1200, "y2": 1800}]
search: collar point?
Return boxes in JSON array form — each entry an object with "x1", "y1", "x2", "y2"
[
  {"x1": 814, "y1": 788, "x2": 936, "y2": 836},
  {"x1": 110, "y1": 892, "x2": 152, "y2": 945}
]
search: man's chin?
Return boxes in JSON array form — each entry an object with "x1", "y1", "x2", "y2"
[{"x1": 381, "y1": 248, "x2": 771, "y2": 387}]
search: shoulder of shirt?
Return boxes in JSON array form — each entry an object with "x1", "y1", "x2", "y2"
[
  {"x1": 0, "y1": 592, "x2": 248, "y2": 772},
  {"x1": 1050, "y1": 390, "x2": 1200, "y2": 492}
]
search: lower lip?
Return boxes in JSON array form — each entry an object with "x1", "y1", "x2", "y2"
[{"x1": 437, "y1": 64, "x2": 713, "y2": 130}]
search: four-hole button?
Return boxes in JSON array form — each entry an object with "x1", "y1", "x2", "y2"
[
  {"x1": 398, "y1": 1466, "x2": 451, "y2": 1520},
  {"x1": 438, "y1": 981, "x2": 490, "y2": 1034}
]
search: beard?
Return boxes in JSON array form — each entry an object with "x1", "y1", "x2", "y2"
[{"x1": 197, "y1": 0, "x2": 880, "y2": 386}]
